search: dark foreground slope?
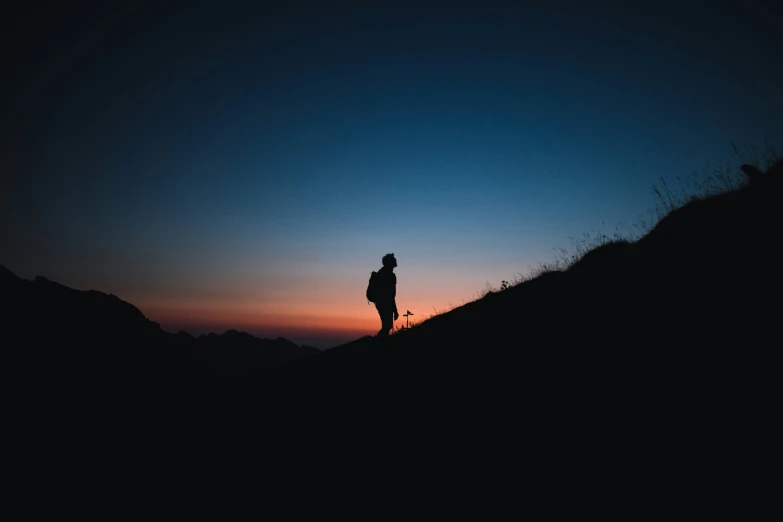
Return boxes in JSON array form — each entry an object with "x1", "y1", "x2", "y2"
[
  {"x1": 3, "y1": 161, "x2": 780, "y2": 491},
  {"x1": 223, "y1": 162, "x2": 781, "y2": 493},
  {"x1": 257, "y1": 160, "x2": 781, "y2": 438},
  {"x1": 6, "y1": 160, "x2": 778, "y2": 414}
]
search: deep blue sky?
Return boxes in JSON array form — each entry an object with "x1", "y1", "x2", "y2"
[{"x1": 2, "y1": 0, "x2": 782, "y2": 347}]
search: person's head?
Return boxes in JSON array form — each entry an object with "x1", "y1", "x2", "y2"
[{"x1": 382, "y1": 253, "x2": 397, "y2": 268}]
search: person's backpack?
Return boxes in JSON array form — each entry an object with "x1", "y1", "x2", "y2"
[{"x1": 366, "y1": 271, "x2": 380, "y2": 303}]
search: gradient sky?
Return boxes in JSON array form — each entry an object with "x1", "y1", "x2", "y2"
[{"x1": 2, "y1": 0, "x2": 782, "y2": 348}]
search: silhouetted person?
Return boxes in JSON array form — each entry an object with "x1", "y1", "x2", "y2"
[{"x1": 375, "y1": 253, "x2": 399, "y2": 336}]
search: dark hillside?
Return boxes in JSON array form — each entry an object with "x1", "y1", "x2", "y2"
[
  {"x1": 2, "y1": 161, "x2": 778, "y2": 478},
  {"x1": 262, "y1": 160, "x2": 782, "y2": 429}
]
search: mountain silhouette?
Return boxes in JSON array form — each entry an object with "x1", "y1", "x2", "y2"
[
  {"x1": 4, "y1": 160, "x2": 779, "y2": 484},
  {"x1": 0, "y1": 268, "x2": 318, "y2": 391},
  {"x1": 255, "y1": 159, "x2": 782, "y2": 446},
  {"x1": 5, "y1": 160, "x2": 779, "y2": 405}
]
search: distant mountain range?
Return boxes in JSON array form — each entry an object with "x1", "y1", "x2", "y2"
[{"x1": 0, "y1": 265, "x2": 318, "y2": 383}]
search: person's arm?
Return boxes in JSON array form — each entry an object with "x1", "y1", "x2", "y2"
[{"x1": 392, "y1": 274, "x2": 399, "y2": 319}]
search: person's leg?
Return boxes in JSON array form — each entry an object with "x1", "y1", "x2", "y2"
[
  {"x1": 376, "y1": 303, "x2": 393, "y2": 336},
  {"x1": 382, "y1": 306, "x2": 394, "y2": 335}
]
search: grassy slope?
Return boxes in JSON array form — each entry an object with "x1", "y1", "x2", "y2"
[{"x1": 254, "y1": 158, "x2": 781, "y2": 431}]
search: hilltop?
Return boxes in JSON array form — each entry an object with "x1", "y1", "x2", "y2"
[{"x1": 256, "y1": 159, "x2": 781, "y2": 422}]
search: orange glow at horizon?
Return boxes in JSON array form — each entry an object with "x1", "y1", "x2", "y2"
[
  {"x1": 135, "y1": 289, "x2": 456, "y2": 344},
  {"x1": 117, "y1": 264, "x2": 510, "y2": 348}
]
